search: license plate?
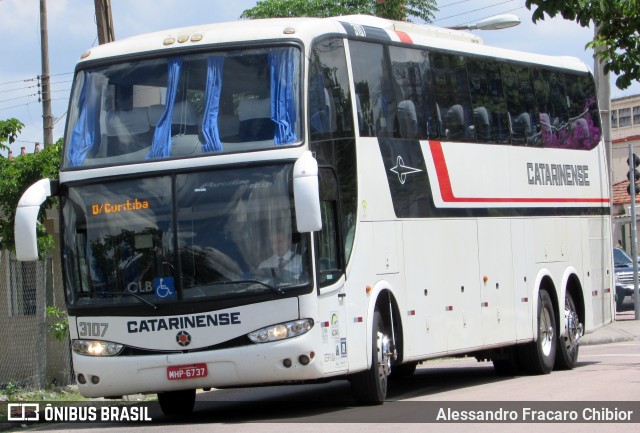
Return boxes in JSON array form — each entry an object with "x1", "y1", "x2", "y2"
[{"x1": 167, "y1": 363, "x2": 208, "y2": 380}]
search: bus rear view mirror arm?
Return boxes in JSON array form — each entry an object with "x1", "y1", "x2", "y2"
[
  {"x1": 293, "y1": 151, "x2": 322, "y2": 233},
  {"x1": 15, "y1": 178, "x2": 55, "y2": 261}
]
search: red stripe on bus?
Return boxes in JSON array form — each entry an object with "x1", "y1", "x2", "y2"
[
  {"x1": 428, "y1": 141, "x2": 610, "y2": 204},
  {"x1": 395, "y1": 30, "x2": 413, "y2": 44}
]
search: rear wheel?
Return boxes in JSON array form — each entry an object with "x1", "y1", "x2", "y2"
[
  {"x1": 555, "y1": 292, "x2": 582, "y2": 370},
  {"x1": 519, "y1": 289, "x2": 556, "y2": 374},
  {"x1": 157, "y1": 389, "x2": 196, "y2": 417},
  {"x1": 350, "y1": 310, "x2": 391, "y2": 404}
]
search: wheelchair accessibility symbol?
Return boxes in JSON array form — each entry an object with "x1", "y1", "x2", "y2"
[{"x1": 153, "y1": 277, "x2": 175, "y2": 299}]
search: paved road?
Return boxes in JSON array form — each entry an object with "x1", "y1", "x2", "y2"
[{"x1": 20, "y1": 328, "x2": 640, "y2": 433}]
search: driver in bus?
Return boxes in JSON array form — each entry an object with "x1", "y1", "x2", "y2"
[{"x1": 258, "y1": 230, "x2": 304, "y2": 278}]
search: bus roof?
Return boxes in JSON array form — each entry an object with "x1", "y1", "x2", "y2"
[{"x1": 77, "y1": 14, "x2": 590, "y2": 74}]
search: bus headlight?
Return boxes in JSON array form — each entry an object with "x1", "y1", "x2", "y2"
[
  {"x1": 248, "y1": 319, "x2": 313, "y2": 343},
  {"x1": 72, "y1": 339, "x2": 124, "y2": 356}
]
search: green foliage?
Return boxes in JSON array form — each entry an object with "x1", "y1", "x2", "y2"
[
  {"x1": 241, "y1": 0, "x2": 437, "y2": 23},
  {"x1": 46, "y1": 306, "x2": 69, "y2": 342},
  {"x1": 525, "y1": 0, "x2": 640, "y2": 89},
  {"x1": 0, "y1": 118, "x2": 25, "y2": 152},
  {"x1": 1, "y1": 380, "x2": 20, "y2": 398},
  {"x1": 0, "y1": 138, "x2": 62, "y2": 257}
]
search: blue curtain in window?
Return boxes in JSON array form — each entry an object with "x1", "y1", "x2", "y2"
[
  {"x1": 269, "y1": 49, "x2": 297, "y2": 145},
  {"x1": 147, "y1": 58, "x2": 182, "y2": 159},
  {"x1": 201, "y1": 56, "x2": 224, "y2": 152},
  {"x1": 67, "y1": 72, "x2": 98, "y2": 167}
]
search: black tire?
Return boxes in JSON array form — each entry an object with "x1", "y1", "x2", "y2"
[
  {"x1": 389, "y1": 361, "x2": 417, "y2": 380},
  {"x1": 519, "y1": 289, "x2": 556, "y2": 375},
  {"x1": 350, "y1": 311, "x2": 390, "y2": 404},
  {"x1": 555, "y1": 292, "x2": 582, "y2": 370},
  {"x1": 157, "y1": 389, "x2": 196, "y2": 417}
]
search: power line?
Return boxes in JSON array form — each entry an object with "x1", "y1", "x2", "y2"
[
  {"x1": 439, "y1": 0, "x2": 472, "y2": 9},
  {"x1": 0, "y1": 97, "x2": 67, "y2": 112},
  {"x1": 0, "y1": 93, "x2": 39, "y2": 104},
  {"x1": 0, "y1": 77, "x2": 38, "y2": 87},
  {"x1": 0, "y1": 72, "x2": 72, "y2": 89},
  {"x1": 434, "y1": 0, "x2": 516, "y2": 23},
  {"x1": 0, "y1": 101, "x2": 40, "y2": 111},
  {"x1": 467, "y1": 6, "x2": 526, "y2": 24},
  {"x1": 0, "y1": 83, "x2": 39, "y2": 94}
]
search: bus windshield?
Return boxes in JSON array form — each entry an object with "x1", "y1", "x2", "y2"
[
  {"x1": 62, "y1": 164, "x2": 311, "y2": 308},
  {"x1": 63, "y1": 45, "x2": 301, "y2": 168}
]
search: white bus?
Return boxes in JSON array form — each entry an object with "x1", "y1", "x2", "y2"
[{"x1": 15, "y1": 14, "x2": 613, "y2": 415}]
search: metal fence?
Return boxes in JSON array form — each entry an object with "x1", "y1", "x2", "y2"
[{"x1": 0, "y1": 251, "x2": 73, "y2": 390}]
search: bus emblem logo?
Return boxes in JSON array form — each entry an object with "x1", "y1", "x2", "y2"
[
  {"x1": 390, "y1": 156, "x2": 422, "y2": 185},
  {"x1": 176, "y1": 330, "x2": 192, "y2": 347}
]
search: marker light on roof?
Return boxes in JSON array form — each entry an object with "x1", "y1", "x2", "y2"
[{"x1": 283, "y1": 27, "x2": 296, "y2": 34}]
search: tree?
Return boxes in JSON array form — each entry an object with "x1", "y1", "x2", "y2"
[
  {"x1": 241, "y1": 0, "x2": 437, "y2": 23},
  {"x1": 0, "y1": 118, "x2": 25, "y2": 153},
  {"x1": 525, "y1": 0, "x2": 640, "y2": 90},
  {"x1": 0, "y1": 136, "x2": 62, "y2": 258}
]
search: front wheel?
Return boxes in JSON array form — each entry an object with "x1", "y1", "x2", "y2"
[
  {"x1": 555, "y1": 292, "x2": 582, "y2": 370},
  {"x1": 157, "y1": 389, "x2": 196, "y2": 417},
  {"x1": 519, "y1": 289, "x2": 556, "y2": 374},
  {"x1": 350, "y1": 311, "x2": 391, "y2": 404}
]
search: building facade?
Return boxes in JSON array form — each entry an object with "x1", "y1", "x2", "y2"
[{"x1": 610, "y1": 94, "x2": 640, "y2": 251}]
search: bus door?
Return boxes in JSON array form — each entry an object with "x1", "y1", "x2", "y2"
[{"x1": 315, "y1": 168, "x2": 349, "y2": 373}]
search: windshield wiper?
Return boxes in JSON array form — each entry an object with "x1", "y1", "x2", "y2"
[
  {"x1": 213, "y1": 279, "x2": 286, "y2": 296},
  {"x1": 81, "y1": 291, "x2": 158, "y2": 310}
]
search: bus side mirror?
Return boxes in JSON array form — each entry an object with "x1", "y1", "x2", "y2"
[
  {"x1": 15, "y1": 178, "x2": 52, "y2": 261},
  {"x1": 293, "y1": 151, "x2": 322, "y2": 233}
]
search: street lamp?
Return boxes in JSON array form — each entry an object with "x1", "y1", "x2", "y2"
[{"x1": 447, "y1": 14, "x2": 521, "y2": 31}]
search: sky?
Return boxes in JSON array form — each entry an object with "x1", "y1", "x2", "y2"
[{"x1": 1, "y1": 0, "x2": 639, "y2": 158}]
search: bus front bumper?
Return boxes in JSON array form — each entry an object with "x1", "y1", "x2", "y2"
[{"x1": 72, "y1": 333, "x2": 324, "y2": 398}]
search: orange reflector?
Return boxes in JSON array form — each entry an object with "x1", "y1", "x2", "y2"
[
  {"x1": 366, "y1": 285, "x2": 372, "y2": 294},
  {"x1": 483, "y1": 275, "x2": 489, "y2": 284}
]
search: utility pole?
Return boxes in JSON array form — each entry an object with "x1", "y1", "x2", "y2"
[
  {"x1": 94, "y1": 0, "x2": 115, "y2": 44},
  {"x1": 39, "y1": 0, "x2": 53, "y2": 147}
]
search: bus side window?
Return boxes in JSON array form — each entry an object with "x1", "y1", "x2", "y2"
[
  {"x1": 501, "y1": 63, "x2": 537, "y2": 146},
  {"x1": 317, "y1": 168, "x2": 343, "y2": 288},
  {"x1": 309, "y1": 38, "x2": 355, "y2": 140},
  {"x1": 349, "y1": 40, "x2": 400, "y2": 138},
  {"x1": 429, "y1": 53, "x2": 473, "y2": 142},
  {"x1": 467, "y1": 58, "x2": 509, "y2": 144}
]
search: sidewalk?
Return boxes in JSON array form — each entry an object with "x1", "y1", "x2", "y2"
[{"x1": 580, "y1": 310, "x2": 640, "y2": 345}]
